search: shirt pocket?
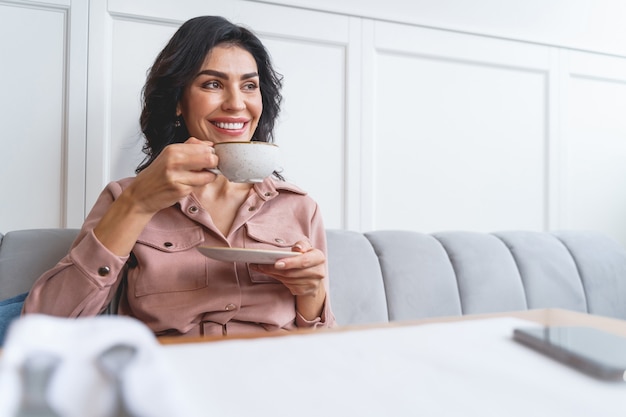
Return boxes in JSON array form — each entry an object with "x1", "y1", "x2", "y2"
[
  {"x1": 132, "y1": 225, "x2": 208, "y2": 297},
  {"x1": 245, "y1": 223, "x2": 309, "y2": 284},
  {"x1": 244, "y1": 223, "x2": 309, "y2": 250}
]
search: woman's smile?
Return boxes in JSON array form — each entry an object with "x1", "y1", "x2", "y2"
[{"x1": 210, "y1": 117, "x2": 251, "y2": 137}]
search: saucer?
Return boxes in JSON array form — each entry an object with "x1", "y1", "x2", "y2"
[{"x1": 197, "y1": 246, "x2": 300, "y2": 264}]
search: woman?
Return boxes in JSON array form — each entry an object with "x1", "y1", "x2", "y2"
[{"x1": 23, "y1": 16, "x2": 336, "y2": 337}]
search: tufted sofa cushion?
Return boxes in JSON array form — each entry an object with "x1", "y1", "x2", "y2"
[{"x1": 326, "y1": 229, "x2": 626, "y2": 325}]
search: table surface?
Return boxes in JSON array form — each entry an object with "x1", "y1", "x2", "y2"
[{"x1": 160, "y1": 309, "x2": 626, "y2": 417}]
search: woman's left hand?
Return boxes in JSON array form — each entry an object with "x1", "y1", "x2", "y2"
[
  {"x1": 252, "y1": 240, "x2": 326, "y2": 297},
  {"x1": 251, "y1": 240, "x2": 327, "y2": 321}
]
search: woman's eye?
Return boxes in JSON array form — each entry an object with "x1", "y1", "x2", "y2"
[
  {"x1": 203, "y1": 80, "x2": 220, "y2": 89},
  {"x1": 243, "y1": 82, "x2": 259, "y2": 91}
]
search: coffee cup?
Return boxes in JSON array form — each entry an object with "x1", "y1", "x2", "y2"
[{"x1": 206, "y1": 141, "x2": 280, "y2": 183}]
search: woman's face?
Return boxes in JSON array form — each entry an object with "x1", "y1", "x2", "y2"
[{"x1": 177, "y1": 44, "x2": 263, "y2": 143}]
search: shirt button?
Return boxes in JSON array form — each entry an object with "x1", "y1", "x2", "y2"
[
  {"x1": 264, "y1": 192, "x2": 271, "y2": 197},
  {"x1": 188, "y1": 206, "x2": 199, "y2": 214},
  {"x1": 274, "y1": 238, "x2": 285, "y2": 244},
  {"x1": 224, "y1": 303, "x2": 237, "y2": 311},
  {"x1": 97, "y1": 266, "x2": 111, "y2": 276},
  {"x1": 164, "y1": 242, "x2": 173, "y2": 248},
  {"x1": 248, "y1": 206, "x2": 256, "y2": 211}
]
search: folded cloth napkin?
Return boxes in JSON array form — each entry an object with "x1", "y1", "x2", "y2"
[{"x1": 0, "y1": 314, "x2": 201, "y2": 417}]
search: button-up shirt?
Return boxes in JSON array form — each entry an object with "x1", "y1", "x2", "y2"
[{"x1": 24, "y1": 177, "x2": 336, "y2": 337}]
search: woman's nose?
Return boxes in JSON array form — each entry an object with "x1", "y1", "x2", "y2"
[{"x1": 222, "y1": 88, "x2": 246, "y2": 111}]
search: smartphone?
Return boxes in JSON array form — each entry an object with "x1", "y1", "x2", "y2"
[{"x1": 513, "y1": 326, "x2": 626, "y2": 381}]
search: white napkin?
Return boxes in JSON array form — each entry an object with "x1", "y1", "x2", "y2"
[{"x1": 0, "y1": 314, "x2": 201, "y2": 417}]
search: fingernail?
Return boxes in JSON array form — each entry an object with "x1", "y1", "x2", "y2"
[{"x1": 275, "y1": 261, "x2": 286, "y2": 269}]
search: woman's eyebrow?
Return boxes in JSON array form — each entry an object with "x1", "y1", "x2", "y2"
[{"x1": 196, "y1": 69, "x2": 259, "y2": 80}]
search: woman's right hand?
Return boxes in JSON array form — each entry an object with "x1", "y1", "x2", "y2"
[
  {"x1": 93, "y1": 137, "x2": 218, "y2": 256},
  {"x1": 125, "y1": 137, "x2": 219, "y2": 215}
]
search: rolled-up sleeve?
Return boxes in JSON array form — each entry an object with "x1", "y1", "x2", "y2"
[
  {"x1": 295, "y1": 203, "x2": 336, "y2": 329},
  {"x1": 295, "y1": 296, "x2": 335, "y2": 329},
  {"x1": 23, "y1": 184, "x2": 129, "y2": 317}
]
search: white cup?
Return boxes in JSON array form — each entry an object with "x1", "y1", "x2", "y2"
[{"x1": 207, "y1": 141, "x2": 280, "y2": 183}]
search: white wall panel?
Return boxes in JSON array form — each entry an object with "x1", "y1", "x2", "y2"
[
  {"x1": 560, "y1": 51, "x2": 626, "y2": 247},
  {"x1": 366, "y1": 22, "x2": 552, "y2": 232},
  {"x1": 254, "y1": 0, "x2": 626, "y2": 58},
  {"x1": 109, "y1": 18, "x2": 178, "y2": 182},
  {"x1": 0, "y1": 2, "x2": 67, "y2": 231}
]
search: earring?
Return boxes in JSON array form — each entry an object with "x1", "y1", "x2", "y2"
[{"x1": 174, "y1": 117, "x2": 181, "y2": 128}]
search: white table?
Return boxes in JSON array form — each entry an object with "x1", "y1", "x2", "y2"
[{"x1": 162, "y1": 313, "x2": 626, "y2": 417}]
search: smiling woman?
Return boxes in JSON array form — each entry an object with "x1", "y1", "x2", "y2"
[{"x1": 22, "y1": 16, "x2": 336, "y2": 338}]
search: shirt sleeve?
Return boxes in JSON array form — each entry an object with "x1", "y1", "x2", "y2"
[
  {"x1": 23, "y1": 182, "x2": 129, "y2": 317},
  {"x1": 295, "y1": 202, "x2": 337, "y2": 329},
  {"x1": 295, "y1": 297, "x2": 334, "y2": 328}
]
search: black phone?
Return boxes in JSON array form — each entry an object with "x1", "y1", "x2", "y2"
[{"x1": 513, "y1": 326, "x2": 626, "y2": 381}]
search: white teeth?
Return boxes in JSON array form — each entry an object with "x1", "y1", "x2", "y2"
[{"x1": 214, "y1": 122, "x2": 244, "y2": 130}]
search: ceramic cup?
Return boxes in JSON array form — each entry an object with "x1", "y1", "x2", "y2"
[{"x1": 207, "y1": 141, "x2": 280, "y2": 183}]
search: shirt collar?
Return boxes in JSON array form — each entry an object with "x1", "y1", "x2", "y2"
[
  {"x1": 178, "y1": 177, "x2": 307, "y2": 211},
  {"x1": 253, "y1": 177, "x2": 307, "y2": 201}
]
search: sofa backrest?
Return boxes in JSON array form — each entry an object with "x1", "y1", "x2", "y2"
[
  {"x1": 326, "y1": 229, "x2": 626, "y2": 324},
  {"x1": 2, "y1": 228, "x2": 626, "y2": 325},
  {"x1": 0, "y1": 229, "x2": 79, "y2": 300}
]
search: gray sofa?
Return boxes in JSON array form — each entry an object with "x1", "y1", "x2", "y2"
[{"x1": 2, "y1": 228, "x2": 626, "y2": 325}]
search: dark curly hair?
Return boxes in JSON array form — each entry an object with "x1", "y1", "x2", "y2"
[{"x1": 136, "y1": 16, "x2": 283, "y2": 173}]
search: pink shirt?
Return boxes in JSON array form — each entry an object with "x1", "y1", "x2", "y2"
[{"x1": 24, "y1": 177, "x2": 336, "y2": 338}]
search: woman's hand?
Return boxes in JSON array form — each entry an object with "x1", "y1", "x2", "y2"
[
  {"x1": 126, "y1": 137, "x2": 219, "y2": 215},
  {"x1": 94, "y1": 137, "x2": 219, "y2": 256},
  {"x1": 252, "y1": 240, "x2": 327, "y2": 320}
]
